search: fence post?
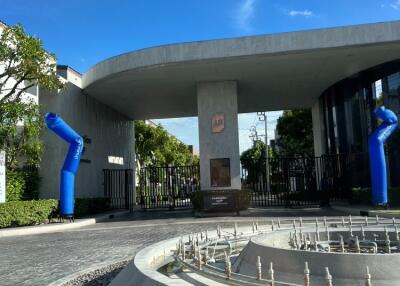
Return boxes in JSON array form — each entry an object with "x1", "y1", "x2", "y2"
[{"x1": 124, "y1": 169, "x2": 129, "y2": 210}]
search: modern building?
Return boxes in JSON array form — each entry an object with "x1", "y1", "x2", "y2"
[
  {"x1": 83, "y1": 20, "x2": 400, "y2": 196},
  {"x1": 316, "y1": 60, "x2": 400, "y2": 187},
  {"x1": 3, "y1": 20, "x2": 400, "y2": 204},
  {"x1": 0, "y1": 20, "x2": 136, "y2": 200},
  {"x1": 39, "y1": 65, "x2": 135, "y2": 199}
]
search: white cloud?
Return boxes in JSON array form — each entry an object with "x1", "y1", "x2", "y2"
[
  {"x1": 391, "y1": 0, "x2": 400, "y2": 9},
  {"x1": 234, "y1": 0, "x2": 256, "y2": 32},
  {"x1": 288, "y1": 10, "x2": 314, "y2": 18}
]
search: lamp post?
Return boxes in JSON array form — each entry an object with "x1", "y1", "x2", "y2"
[{"x1": 257, "y1": 112, "x2": 270, "y2": 191}]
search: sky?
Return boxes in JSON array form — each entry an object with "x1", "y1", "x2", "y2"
[{"x1": 1, "y1": 0, "x2": 399, "y2": 153}]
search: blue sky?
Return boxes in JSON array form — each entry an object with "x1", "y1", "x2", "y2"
[{"x1": 1, "y1": 0, "x2": 399, "y2": 152}]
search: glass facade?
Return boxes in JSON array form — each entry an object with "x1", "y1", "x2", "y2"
[{"x1": 320, "y1": 60, "x2": 400, "y2": 187}]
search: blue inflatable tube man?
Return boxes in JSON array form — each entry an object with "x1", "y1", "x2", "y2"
[
  {"x1": 45, "y1": 113, "x2": 84, "y2": 217},
  {"x1": 368, "y1": 106, "x2": 398, "y2": 205}
]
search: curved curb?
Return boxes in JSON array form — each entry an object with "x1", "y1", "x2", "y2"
[
  {"x1": 109, "y1": 235, "x2": 189, "y2": 286},
  {"x1": 0, "y1": 210, "x2": 129, "y2": 238},
  {"x1": 47, "y1": 259, "x2": 127, "y2": 286}
]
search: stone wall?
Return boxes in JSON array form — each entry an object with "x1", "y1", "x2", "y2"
[{"x1": 39, "y1": 71, "x2": 135, "y2": 199}]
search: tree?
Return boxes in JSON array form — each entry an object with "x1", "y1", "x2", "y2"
[
  {"x1": 0, "y1": 23, "x2": 62, "y2": 169},
  {"x1": 275, "y1": 109, "x2": 314, "y2": 157},
  {"x1": 240, "y1": 140, "x2": 266, "y2": 183},
  {"x1": 0, "y1": 23, "x2": 63, "y2": 199},
  {"x1": 0, "y1": 24, "x2": 62, "y2": 104},
  {"x1": 0, "y1": 101, "x2": 43, "y2": 170},
  {"x1": 134, "y1": 120, "x2": 198, "y2": 169}
]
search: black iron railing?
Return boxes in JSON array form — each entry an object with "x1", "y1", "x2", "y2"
[
  {"x1": 241, "y1": 153, "x2": 371, "y2": 207},
  {"x1": 103, "y1": 169, "x2": 135, "y2": 212},
  {"x1": 138, "y1": 165, "x2": 200, "y2": 209}
]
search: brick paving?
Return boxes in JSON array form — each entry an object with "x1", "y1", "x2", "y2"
[{"x1": 0, "y1": 208, "x2": 345, "y2": 286}]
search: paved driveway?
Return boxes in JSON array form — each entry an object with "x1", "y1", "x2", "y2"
[{"x1": 0, "y1": 208, "x2": 345, "y2": 286}]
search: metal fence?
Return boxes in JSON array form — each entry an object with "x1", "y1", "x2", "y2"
[
  {"x1": 104, "y1": 153, "x2": 370, "y2": 211},
  {"x1": 138, "y1": 165, "x2": 200, "y2": 209},
  {"x1": 242, "y1": 153, "x2": 370, "y2": 207},
  {"x1": 103, "y1": 169, "x2": 135, "y2": 211}
]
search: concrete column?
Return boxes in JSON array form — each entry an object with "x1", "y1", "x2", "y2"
[
  {"x1": 197, "y1": 81, "x2": 241, "y2": 190},
  {"x1": 311, "y1": 98, "x2": 326, "y2": 157}
]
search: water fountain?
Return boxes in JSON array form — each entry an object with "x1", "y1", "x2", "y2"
[{"x1": 109, "y1": 216, "x2": 400, "y2": 285}]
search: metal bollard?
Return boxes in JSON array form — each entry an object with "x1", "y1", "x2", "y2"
[
  {"x1": 256, "y1": 256, "x2": 262, "y2": 280},
  {"x1": 339, "y1": 235, "x2": 345, "y2": 253},
  {"x1": 365, "y1": 266, "x2": 372, "y2": 286},
  {"x1": 234, "y1": 223, "x2": 238, "y2": 238},
  {"x1": 304, "y1": 261, "x2": 310, "y2": 286},
  {"x1": 224, "y1": 251, "x2": 231, "y2": 280},
  {"x1": 198, "y1": 247, "x2": 202, "y2": 270},
  {"x1": 355, "y1": 236, "x2": 361, "y2": 253},
  {"x1": 361, "y1": 225, "x2": 366, "y2": 240},
  {"x1": 326, "y1": 225, "x2": 330, "y2": 241},
  {"x1": 269, "y1": 262, "x2": 275, "y2": 286},
  {"x1": 325, "y1": 267, "x2": 333, "y2": 286},
  {"x1": 182, "y1": 241, "x2": 185, "y2": 260}
]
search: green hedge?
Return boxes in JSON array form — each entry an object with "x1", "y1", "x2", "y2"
[
  {"x1": 6, "y1": 168, "x2": 41, "y2": 202},
  {"x1": 0, "y1": 199, "x2": 58, "y2": 228},
  {"x1": 21, "y1": 166, "x2": 41, "y2": 200},
  {"x1": 0, "y1": 197, "x2": 111, "y2": 228},
  {"x1": 350, "y1": 187, "x2": 400, "y2": 206},
  {"x1": 75, "y1": 197, "x2": 111, "y2": 217},
  {"x1": 6, "y1": 170, "x2": 25, "y2": 202},
  {"x1": 280, "y1": 190, "x2": 326, "y2": 202}
]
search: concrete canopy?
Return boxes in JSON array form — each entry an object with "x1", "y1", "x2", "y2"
[{"x1": 82, "y1": 21, "x2": 400, "y2": 120}]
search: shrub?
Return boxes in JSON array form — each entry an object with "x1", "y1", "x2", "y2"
[
  {"x1": 6, "y1": 170, "x2": 25, "y2": 202},
  {"x1": 189, "y1": 191, "x2": 202, "y2": 210},
  {"x1": 21, "y1": 166, "x2": 40, "y2": 200},
  {"x1": 280, "y1": 190, "x2": 325, "y2": 202},
  {"x1": 74, "y1": 197, "x2": 111, "y2": 217},
  {"x1": 238, "y1": 189, "x2": 252, "y2": 210},
  {"x1": 349, "y1": 187, "x2": 400, "y2": 207},
  {"x1": 349, "y1": 187, "x2": 371, "y2": 205},
  {"x1": 0, "y1": 199, "x2": 58, "y2": 228}
]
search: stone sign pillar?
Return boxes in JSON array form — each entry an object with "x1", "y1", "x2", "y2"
[{"x1": 197, "y1": 81, "x2": 241, "y2": 191}]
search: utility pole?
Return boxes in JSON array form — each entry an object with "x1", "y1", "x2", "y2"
[
  {"x1": 249, "y1": 125, "x2": 259, "y2": 144},
  {"x1": 257, "y1": 112, "x2": 270, "y2": 191}
]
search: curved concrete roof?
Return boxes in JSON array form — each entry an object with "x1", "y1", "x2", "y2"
[{"x1": 83, "y1": 21, "x2": 400, "y2": 120}]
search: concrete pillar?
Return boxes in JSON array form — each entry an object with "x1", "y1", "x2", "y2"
[
  {"x1": 197, "y1": 81, "x2": 241, "y2": 190},
  {"x1": 311, "y1": 98, "x2": 326, "y2": 157}
]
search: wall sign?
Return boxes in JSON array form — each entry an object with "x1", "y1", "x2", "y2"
[
  {"x1": 203, "y1": 192, "x2": 236, "y2": 211},
  {"x1": 0, "y1": 151, "x2": 5, "y2": 203},
  {"x1": 210, "y1": 158, "x2": 231, "y2": 187},
  {"x1": 212, "y1": 113, "x2": 225, "y2": 133}
]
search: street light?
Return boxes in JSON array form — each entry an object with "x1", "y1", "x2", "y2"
[{"x1": 257, "y1": 112, "x2": 270, "y2": 191}]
